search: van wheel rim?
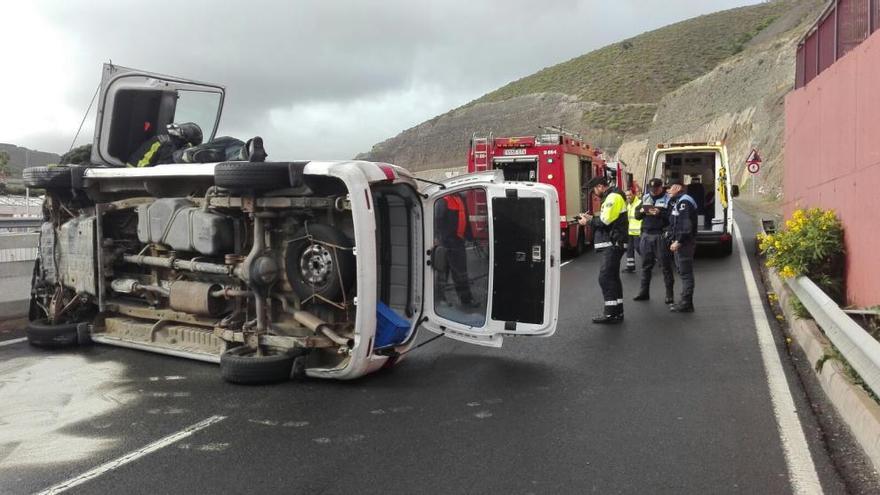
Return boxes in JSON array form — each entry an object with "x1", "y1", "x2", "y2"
[{"x1": 300, "y1": 244, "x2": 333, "y2": 286}]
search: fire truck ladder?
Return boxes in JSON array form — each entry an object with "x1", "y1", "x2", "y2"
[
  {"x1": 471, "y1": 132, "x2": 493, "y2": 172},
  {"x1": 470, "y1": 132, "x2": 492, "y2": 233}
]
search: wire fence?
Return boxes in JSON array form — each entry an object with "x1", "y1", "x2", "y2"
[{"x1": 796, "y1": 0, "x2": 879, "y2": 88}]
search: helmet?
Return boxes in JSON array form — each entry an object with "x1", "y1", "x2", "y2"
[{"x1": 166, "y1": 122, "x2": 203, "y2": 146}]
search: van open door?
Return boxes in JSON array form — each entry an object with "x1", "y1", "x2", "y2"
[
  {"x1": 91, "y1": 63, "x2": 225, "y2": 167},
  {"x1": 421, "y1": 173, "x2": 560, "y2": 347}
]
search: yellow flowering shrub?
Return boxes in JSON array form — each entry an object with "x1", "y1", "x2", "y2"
[{"x1": 759, "y1": 207, "x2": 844, "y2": 301}]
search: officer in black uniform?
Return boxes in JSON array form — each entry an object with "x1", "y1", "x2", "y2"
[
  {"x1": 667, "y1": 178, "x2": 699, "y2": 312},
  {"x1": 633, "y1": 178, "x2": 675, "y2": 304},
  {"x1": 578, "y1": 176, "x2": 629, "y2": 324}
]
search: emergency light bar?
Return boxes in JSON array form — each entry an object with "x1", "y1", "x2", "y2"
[{"x1": 657, "y1": 141, "x2": 724, "y2": 149}]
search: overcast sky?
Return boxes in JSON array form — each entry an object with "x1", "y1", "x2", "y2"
[{"x1": 1, "y1": 0, "x2": 762, "y2": 160}]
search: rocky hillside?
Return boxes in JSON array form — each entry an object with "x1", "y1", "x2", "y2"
[
  {"x1": 0, "y1": 143, "x2": 60, "y2": 177},
  {"x1": 359, "y1": 0, "x2": 824, "y2": 190},
  {"x1": 617, "y1": 0, "x2": 823, "y2": 196}
]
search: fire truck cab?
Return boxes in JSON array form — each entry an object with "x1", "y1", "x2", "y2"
[{"x1": 468, "y1": 131, "x2": 633, "y2": 255}]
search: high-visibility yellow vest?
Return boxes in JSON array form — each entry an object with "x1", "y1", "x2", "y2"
[{"x1": 627, "y1": 197, "x2": 642, "y2": 236}]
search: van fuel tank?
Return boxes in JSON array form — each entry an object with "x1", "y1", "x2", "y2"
[{"x1": 137, "y1": 198, "x2": 234, "y2": 256}]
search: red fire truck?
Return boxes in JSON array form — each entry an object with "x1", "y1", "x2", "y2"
[{"x1": 467, "y1": 129, "x2": 635, "y2": 255}]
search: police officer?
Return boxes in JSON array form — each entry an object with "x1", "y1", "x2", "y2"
[
  {"x1": 623, "y1": 188, "x2": 642, "y2": 273},
  {"x1": 579, "y1": 176, "x2": 628, "y2": 324},
  {"x1": 633, "y1": 178, "x2": 675, "y2": 304},
  {"x1": 666, "y1": 178, "x2": 699, "y2": 312}
]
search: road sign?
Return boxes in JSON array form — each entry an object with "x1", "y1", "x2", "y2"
[
  {"x1": 748, "y1": 162, "x2": 761, "y2": 174},
  {"x1": 746, "y1": 148, "x2": 762, "y2": 165}
]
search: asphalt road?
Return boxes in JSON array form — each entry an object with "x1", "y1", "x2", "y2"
[{"x1": 0, "y1": 213, "x2": 863, "y2": 494}]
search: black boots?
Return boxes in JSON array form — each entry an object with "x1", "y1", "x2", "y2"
[
  {"x1": 670, "y1": 299, "x2": 694, "y2": 313},
  {"x1": 246, "y1": 137, "x2": 268, "y2": 162},
  {"x1": 633, "y1": 291, "x2": 649, "y2": 301},
  {"x1": 665, "y1": 287, "x2": 675, "y2": 305},
  {"x1": 592, "y1": 313, "x2": 624, "y2": 324},
  {"x1": 593, "y1": 304, "x2": 624, "y2": 324}
]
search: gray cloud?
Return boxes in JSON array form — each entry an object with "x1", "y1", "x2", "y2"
[{"x1": 10, "y1": 0, "x2": 763, "y2": 160}]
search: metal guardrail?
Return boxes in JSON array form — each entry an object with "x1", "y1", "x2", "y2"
[
  {"x1": 787, "y1": 276, "x2": 880, "y2": 395},
  {"x1": 0, "y1": 218, "x2": 42, "y2": 229}
]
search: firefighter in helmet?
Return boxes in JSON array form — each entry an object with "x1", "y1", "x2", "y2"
[{"x1": 127, "y1": 122, "x2": 203, "y2": 167}]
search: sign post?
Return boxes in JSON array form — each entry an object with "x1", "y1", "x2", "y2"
[{"x1": 746, "y1": 148, "x2": 762, "y2": 196}]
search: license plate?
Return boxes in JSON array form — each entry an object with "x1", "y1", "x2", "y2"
[{"x1": 503, "y1": 148, "x2": 527, "y2": 156}]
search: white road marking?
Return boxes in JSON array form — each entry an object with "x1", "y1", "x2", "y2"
[
  {"x1": 560, "y1": 260, "x2": 574, "y2": 267},
  {"x1": 34, "y1": 415, "x2": 227, "y2": 495},
  {"x1": 733, "y1": 221, "x2": 823, "y2": 494},
  {"x1": 0, "y1": 337, "x2": 26, "y2": 347}
]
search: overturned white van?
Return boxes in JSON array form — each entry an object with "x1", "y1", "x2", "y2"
[{"x1": 23, "y1": 64, "x2": 561, "y2": 384}]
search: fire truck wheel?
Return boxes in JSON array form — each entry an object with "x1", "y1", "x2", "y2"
[
  {"x1": 286, "y1": 224, "x2": 355, "y2": 301},
  {"x1": 23, "y1": 166, "x2": 72, "y2": 189},
  {"x1": 26, "y1": 319, "x2": 79, "y2": 348},
  {"x1": 220, "y1": 345, "x2": 303, "y2": 385},
  {"x1": 566, "y1": 227, "x2": 585, "y2": 257},
  {"x1": 574, "y1": 228, "x2": 586, "y2": 256},
  {"x1": 214, "y1": 162, "x2": 290, "y2": 191}
]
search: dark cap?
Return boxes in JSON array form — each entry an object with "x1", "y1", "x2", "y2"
[
  {"x1": 665, "y1": 177, "x2": 684, "y2": 187},
  {"x1": 648, "y1": 178, "x2": 664, "y2": 188},
  {"x1": 583, "y1": 176, "x2": 608, "y2": 190}
]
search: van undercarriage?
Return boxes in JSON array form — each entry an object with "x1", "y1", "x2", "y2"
[{"x1": 27, "y1": 162, "x2": 420, "y2": 383}]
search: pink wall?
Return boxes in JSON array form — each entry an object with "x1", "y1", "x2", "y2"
[{"x1": 784, "y1": 30, "x2": 880, "y2": 307}]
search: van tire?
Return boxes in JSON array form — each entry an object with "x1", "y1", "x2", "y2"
[
  {"x1": 286, "y1": 224, "x2": 355, "y2": 301},
  {"x1": 214, "y1": 163, "x2": 290, "y2": 191},
  {"x1": 26, "y1": 319, "x2": 79, "y2": 348},
  {"x1": 220, "y1": 346, "x2": 300, "y2": 385},
  {"x1": 23, "y1": 166, "x2": 72, "y2": 189}
]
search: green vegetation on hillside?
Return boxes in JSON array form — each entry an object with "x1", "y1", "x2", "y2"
[
  {"x1": 474, "y1": 2, "x2": 785, "y2": 133},
  {"x1": 583, "y1": 104, "x2": 658, "y2": 133}
]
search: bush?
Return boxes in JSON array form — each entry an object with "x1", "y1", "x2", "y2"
[{"x1": 758, "y1": 208, "x2": 844, "y2": 301}]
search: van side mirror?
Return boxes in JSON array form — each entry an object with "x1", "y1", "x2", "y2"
[{"x1": 731, "y1": 185, "x2": 740, "y2": 198}]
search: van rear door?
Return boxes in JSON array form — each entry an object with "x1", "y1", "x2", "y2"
[
  {"x1": 91, "y1": 64, "x2": 225, "y2": 167},
  {"x1": 420, "y1": 173, "x2": 560, "y2": 347}
]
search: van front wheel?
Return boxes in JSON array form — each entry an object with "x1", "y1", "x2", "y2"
[{"x1": 220, "y1": 346, "x2": 302, "y2": 385}]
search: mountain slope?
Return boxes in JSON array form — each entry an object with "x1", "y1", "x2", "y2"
[
  {"x1": 358, "y1": 1, "x2": 802, "y2": 173},
  {"x1": 0, "y1": 144, "x2": 61, "y2": 177},
  {"x1": 475, "y1": 2, "x2": 784, "y2": 131}
]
